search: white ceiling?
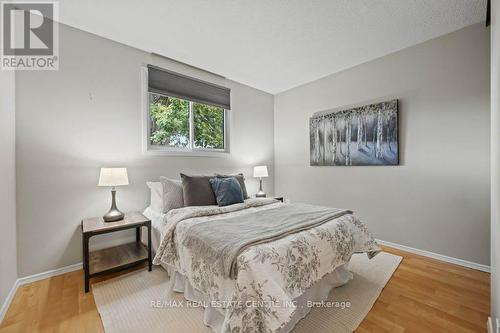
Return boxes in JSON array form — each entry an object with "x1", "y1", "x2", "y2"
[{"x1": 57, "y1": 0, "x2": 487, "y2": 94}]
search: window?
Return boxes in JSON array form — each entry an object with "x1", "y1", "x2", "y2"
[
  {"x1": 192, "y1": 102, "x2": 225, "y2": 150},
  {"x1": 148, "y1": 93, "x2": 226, "y2": 151},
  {"x1": 149, "y1": 94, "x2": 190, "y2": 148},
  {"x1": 143, "y1": 65, "x2": 231, "y2": 155}
]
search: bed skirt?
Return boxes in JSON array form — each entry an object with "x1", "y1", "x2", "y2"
[{"x1": 163, "y1": 263, "x2": 353, "y2": 333}]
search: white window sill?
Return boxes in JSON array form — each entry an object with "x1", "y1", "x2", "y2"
[{"x1": 144, "y1": 146, "x2": 229, "y2": 157}]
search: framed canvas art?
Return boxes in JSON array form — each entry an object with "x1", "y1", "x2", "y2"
[{"x1": 310, "y1": 99, "x2": 399, "y2": 166}]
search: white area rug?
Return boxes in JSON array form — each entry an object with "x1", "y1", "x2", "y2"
[{"x1": 93, "y1": 252, "x2": 402, "y2": 333}]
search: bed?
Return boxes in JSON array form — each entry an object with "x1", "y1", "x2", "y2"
[{"x1": 143, "y1": 197, "x2": 379, "y2": 333}]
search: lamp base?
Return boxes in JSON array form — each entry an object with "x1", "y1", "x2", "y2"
[
  {"x1": 255, "y1": 178, "x2": 266, "y2": 198},
  {"x1": 103, "y1": 208, "x2": 124, "y2": 222},
  {"x1": 255, "y1": 190, "x2": 267, "y2": 198},
  {"x1": 103, "y1": 188, "x2": 124, "y2": 222}
]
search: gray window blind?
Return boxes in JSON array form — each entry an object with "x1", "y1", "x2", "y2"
[{"x1": 147, "y1": 65, "x2": 231, "y2": 110}]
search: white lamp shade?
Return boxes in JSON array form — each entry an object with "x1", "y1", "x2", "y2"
[
  {"x1": 253, "y1": 165, "x2": 268, "y2": 178},
  {"x1": 98, "y1": 168, "x2": 129, "y2": 187}
]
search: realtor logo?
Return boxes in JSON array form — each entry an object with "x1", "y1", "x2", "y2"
[{"x1": 1, "y1": 1, "x2": 59, "y2": 70}]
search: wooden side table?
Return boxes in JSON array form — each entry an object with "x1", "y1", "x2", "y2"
[{"x1": 81, "y1": 211, "x2": 152, "y2": 293}]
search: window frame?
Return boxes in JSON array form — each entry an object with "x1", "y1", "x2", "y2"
[{"x1": 141, "y1": 67, "x2": 230, "y2": 156}]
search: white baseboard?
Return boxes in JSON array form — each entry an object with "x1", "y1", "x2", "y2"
[
  {"x1": 487, "y1": 317, "x2": 499, "y2": 333},
  {"x1": 0, "y1": 262, "x2": 82, "y2": 324},
  {"x1": 16, "y1": 262, "x2": 83, "y2": 286},
  {"x1": 0, "y1": 279, "x2": 19, "y2": 324},
  {"x1": 377, "y1": 239, "x2": 490, "y2": 273}
]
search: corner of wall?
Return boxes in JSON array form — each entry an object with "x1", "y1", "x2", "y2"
[
  {"x1": 0, "y1": 68, "x2": 18, "y2": 323},
  {"x1": 491, "y1": 0, "x2": 500, "y2": 322}
]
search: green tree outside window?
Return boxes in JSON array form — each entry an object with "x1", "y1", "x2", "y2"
[
  {"x1": 193, "y1": 102, "x2": 224, "y2": 149},
  {"x1": 149, "y1": 93, "x2": 225, "y2": 150}
]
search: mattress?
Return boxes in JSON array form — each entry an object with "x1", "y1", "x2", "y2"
[{"x1": 142, "y1": 206, "x2": 166, "y2": 253}]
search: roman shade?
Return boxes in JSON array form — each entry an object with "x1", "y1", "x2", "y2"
[{"x1": 147, "y1": 65, "x2": 231, "y2": 110}]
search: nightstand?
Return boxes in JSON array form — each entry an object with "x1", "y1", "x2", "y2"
[
  {"x1": 81, "y1": 211, "x2": 152, "y2": 293},
  {"x1": 252, "y1": 195, "x2": 284, "y2": 202}
]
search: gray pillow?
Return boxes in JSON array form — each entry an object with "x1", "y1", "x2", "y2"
[
  {"x1": 215, "y1": 173, "x2": 249, "y2": 199},
  {"x1": 209, "y1": 177, "x2": 244, "y2": 206},
  {"x1": 180, "y1": 173, "x2": 217, "y2": 206},
  {"x1": 159, "y1": 177, "x2": 184, "y2": 213}
]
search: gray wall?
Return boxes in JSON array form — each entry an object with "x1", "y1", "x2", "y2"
[
  {"x1": 0, "y1": 71, "x2": 17, "y2": 310},
  {"x1": 15, "y1": 24, "x2": 275, "y2": 276},
  {"x1": 274, "y1": 23, "x2": 490, "y2": 265},
  {"x1": 491, "y1": 0, "x2": 500, "y2": 322}
]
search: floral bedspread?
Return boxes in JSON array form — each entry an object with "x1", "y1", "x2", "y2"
[{"x1": 153, "y1": 199, "x2": 379, "y2": 333}]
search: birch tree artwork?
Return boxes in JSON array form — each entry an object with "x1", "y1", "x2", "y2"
[{"x1": 310, "y1": 99, "x2": 399, "y2": 166}]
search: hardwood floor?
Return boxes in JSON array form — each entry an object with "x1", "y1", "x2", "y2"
[
  {"x1": 358, "y1": 247, "x2": 490, "y2": 333},
  {"x1": 0, "y1": 246, "x2": 490, "y2": 333}
]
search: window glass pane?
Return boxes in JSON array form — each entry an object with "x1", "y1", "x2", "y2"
[
  {"x1": 149, "y1": 93, "x2": 189, "y2": 147},
  {"x1": 193, "y1": 103, "x2": 225, "y2": 149}
]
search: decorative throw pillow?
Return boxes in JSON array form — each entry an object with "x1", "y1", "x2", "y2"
[
  {"x1": 146, "y1": 181, "x2": 163, "y2": 213},
  {"x1": 209, "y1": 177, "x2": 244, "y2": 206},
  {"x1": 159, "y1": 177, "x2": 184, "y2": 213},
  {"x1": 180, "y1": 174, "x2": 217, "y2": 206},
  {"x1": 215, "y1": 173, "x2": 249, "y2": 199}
]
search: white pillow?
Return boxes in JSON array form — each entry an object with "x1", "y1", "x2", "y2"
[{"x1": 146, "y1": 181, "x2": 163, "y2": 213}]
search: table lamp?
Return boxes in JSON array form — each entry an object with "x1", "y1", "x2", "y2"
[
  {"x1": 253, "y1": 165, "x2": 268, "y2": 198},
  {"x1": 98, "y1": 168, "x2": 129, "y2": 222}
]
